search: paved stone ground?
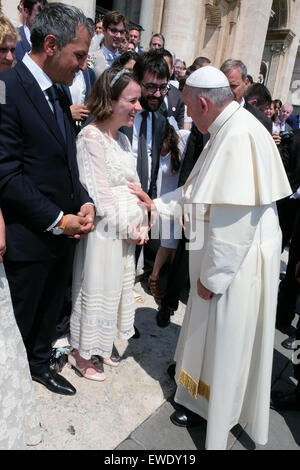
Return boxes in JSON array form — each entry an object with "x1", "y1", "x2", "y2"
[{"x1": 30, "y1": 254, "x2": 300, "y2": 451}]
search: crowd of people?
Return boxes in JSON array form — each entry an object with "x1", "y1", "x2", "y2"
[{"x1": 0, "y1": 0, "x2": 299, "y2": 451}]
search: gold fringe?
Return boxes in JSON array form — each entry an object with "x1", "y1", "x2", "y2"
[
  {"x1": 178, "y1": 370, "x2": 210, "y2": 402},
  {"x1": 178, "y1": 370, "x2": 199, "y2": 399},
  {"x1": 198, "y1": 380, "x2": 210, "y2": 402}
]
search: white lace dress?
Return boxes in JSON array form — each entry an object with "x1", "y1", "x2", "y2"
[
  {"x1": 0, "y1": 263, "x2": 41, "y2": 450},
  {"x1": 70, "y1": 125, "x2": 148, "y2": 359}
]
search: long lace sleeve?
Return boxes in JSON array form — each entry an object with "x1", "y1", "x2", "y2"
[{"x1": 76, "y1": 127, "x2": 129, "y2": 238}]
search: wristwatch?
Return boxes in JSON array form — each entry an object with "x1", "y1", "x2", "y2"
[{"x1": 50, "y1": 216, "x2": 66, "y2": 236}]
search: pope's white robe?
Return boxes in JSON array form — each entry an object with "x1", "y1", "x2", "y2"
[{"x1": 154, "y1": 101, "x2": 291, "y2": 450}]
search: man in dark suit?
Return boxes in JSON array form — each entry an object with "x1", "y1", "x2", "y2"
[
  {"x1": 161, "y1": 49, "x2": 185, "y2": 129},
  {"x1": 0, "y1": 3, "x2": 94, "y2": 396},
  {"x1": 287, "y1": 112, "x2": 300, "y2": 131},
  {"x1": 272, "y1": 211, "x2": 300, "y2": 411},
  {"x1": 15, "y1": 0, "x2": 47, "y2": 61},
  {"x1": 220, "y1": 59, "x2": 273, "y2": 134}
]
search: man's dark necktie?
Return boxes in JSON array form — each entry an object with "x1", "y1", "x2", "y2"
[
  {"x1": 137, "y1": 111, "x2": 149, "y2": 192},
  {"x1": 46, "y1": 85, "x2": 67, "y2": 142},
  {"x1": 160, "y1": 99, "x2": 168, "y2": 119}
]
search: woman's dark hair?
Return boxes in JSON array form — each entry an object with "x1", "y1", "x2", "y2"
[
  {"x1": 86, "y1": 67, "x2": 139, "y2": 122},
  {"x1": 272, "y1": 99, "x2": 282, "y2": 122},
  {"x1": 112, "y1": 51, "x2": 138, "y2": 69},
  {"x1": 133, "y1": 50, "x2": 170, "y2": 83},
  {"x1": 163, "y1": 121, "x2": 180, "y2": 174}
]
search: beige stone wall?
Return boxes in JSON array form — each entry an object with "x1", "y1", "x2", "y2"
[
  {"x1": 2, "y1": 0, "x2": 96, "y2": 20},
  {"x1": 230, "y1": 0, "x2": 273, "y2": 79},
  {"x1": 160, "y1": 0, "x2": 203, "y2": 64},
  {"x1": 2, "y1": 0, "x2": 19, "y2": 20},
  {"x1": 47, "y1": 0, "x2": 96, "y2": 19}
]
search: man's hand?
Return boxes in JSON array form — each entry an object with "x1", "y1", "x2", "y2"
[
  {"x1": 72, "y1": 204, "x2": 95, "y2": 239},
  {"x1": 272, "y1": 132, "x2": 281, "y2": 146},
  {"x1": 197, "y1": 278, "x2": 213, "y2": 300},
  {"x1": 62, "y1": 214, "x2": 90, "y2": 237},
  {"x1": 70, "y1": 104, "x2": 90, "y2": 122}
]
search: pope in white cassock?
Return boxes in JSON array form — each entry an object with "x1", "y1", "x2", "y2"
[{"x1": 131, "y1": 66, "x2": 291, "y2": 450}]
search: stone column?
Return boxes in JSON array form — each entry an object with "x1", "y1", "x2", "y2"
[
  {"x1": 48, "y1": 0, "x2": 96, "y2": 19},
  {"x1": 160, "y1": 0, "x2": 203, "y2": 65},
  {"x1": 230, "y1": 0, "x2": 273, "y2": 80},
  {"x1": 139, "y1": 0, "x2": 157, "y2": 51}
]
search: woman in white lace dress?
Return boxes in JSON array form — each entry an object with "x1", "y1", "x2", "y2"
[{"x1": 69, "y1": 68, "x2": 148, "y2": 381}]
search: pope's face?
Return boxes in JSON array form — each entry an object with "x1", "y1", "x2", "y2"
[{"x1": 183, "y1": 85, "x2": 208, "y2": 133}]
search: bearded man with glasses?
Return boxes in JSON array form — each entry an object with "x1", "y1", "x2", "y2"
[
  {"x1": 120, "y1": 50, "x2": 169, "y2": 198},
  {"x1": 120, "y1": 51, "x2": 168, "y2": 301}
]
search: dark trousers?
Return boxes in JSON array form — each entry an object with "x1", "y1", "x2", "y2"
[
  {"x1": 277, "y1": 197, "x2": 300, "y2": 251},
  {"x1": 161, "y1": 233, "x2": 189, "y2": 312},
  {"x1": 276, "y1": 205, "x2": 300, "y2": 329},
  {"x1": 4, "y1": 244, "x2": 75, "y2": 372}
]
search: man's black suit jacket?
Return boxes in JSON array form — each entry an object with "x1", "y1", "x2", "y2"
[
  {"x1": 167, "y1": 84, "x2": 185, "y2": 129},
  {"x1": 0, "y1": 61, "x2": 92, "y2": 262},
  {"x1": 63, "y1": 67, "x2": 96, "y2": 105},
  {"x1": 120, "y1": 111, "x2": 166, "y2": 199}
]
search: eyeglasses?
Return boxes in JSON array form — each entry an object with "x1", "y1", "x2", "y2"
[
  {"x1": 142, "y1": 83, "x2": 168, "y2": 95},
  {"x1": 0, "y1": 47, "x2": 15, "y2": 55},
  {"x1": 107, "y1": 27, "x2": 126, "y2": 36}
]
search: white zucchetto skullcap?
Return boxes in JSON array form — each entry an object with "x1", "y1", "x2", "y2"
[{"x1": 186, "y1": 66, "x2": 230, "y2": 88}]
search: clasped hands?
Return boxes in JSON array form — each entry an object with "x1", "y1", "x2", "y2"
[
  {"x1": 129, "y1": 184, "x2": 213, "y2": 301},
  {"x1": 63, "y1": 204, "x2": 95, "y2": 239}
]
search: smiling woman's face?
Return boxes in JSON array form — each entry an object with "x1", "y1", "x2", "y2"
[{"x1": 111, "y1": 80, "x2": 142, "y2": 127}]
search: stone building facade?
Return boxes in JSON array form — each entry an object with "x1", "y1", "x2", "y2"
[{"x1": 2, "y1": 0, "x2": 300, "y2": 105}]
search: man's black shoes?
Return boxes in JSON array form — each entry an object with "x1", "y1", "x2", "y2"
[
  {"x1": 170, "y1": 407, "x2": 203, "y2": 427},
  {"x1": 271, "y1": 390, "x2": 300, "y2": 411},
  {"x1": 31, "y1": 368, "x2": 76, "y2": 396},
  {"x1": 156, "y1": 306, "x2": 174, "y2": 328}
]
